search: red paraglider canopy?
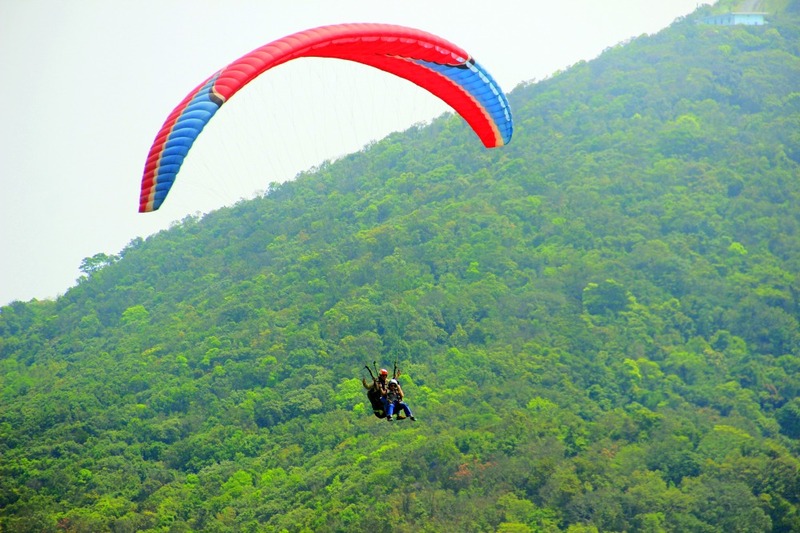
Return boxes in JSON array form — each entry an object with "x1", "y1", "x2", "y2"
[{"x1": 140, "y1": 23, "x2": 512, "y2": 212}]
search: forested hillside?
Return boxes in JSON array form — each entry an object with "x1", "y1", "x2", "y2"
[{"x1": 2, "y1": 3, "x2": 800, "y2": 532}]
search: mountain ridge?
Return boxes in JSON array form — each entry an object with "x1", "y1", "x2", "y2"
[{"x1": 2, "y1": 3, "x2": 800, "y2": 531}]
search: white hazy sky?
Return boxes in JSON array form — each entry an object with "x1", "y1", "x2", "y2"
[{"x1": 0, "y1": 0, "x2": 707, "y2": 306}]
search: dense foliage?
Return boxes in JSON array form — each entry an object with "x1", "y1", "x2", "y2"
[{"x1": 2, "y1": 3, "x2": 800, "y2": 531}]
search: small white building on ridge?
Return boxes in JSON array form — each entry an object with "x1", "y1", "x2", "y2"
[{"x1": 699, "y1": 12, "x2": 768, "y2": 25}]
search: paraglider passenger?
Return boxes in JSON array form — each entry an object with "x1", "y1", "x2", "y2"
[{"x1": 385, "y1": 379, "x2": 415, "y2": 422}]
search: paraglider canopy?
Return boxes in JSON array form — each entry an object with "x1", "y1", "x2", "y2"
[{"x1": 139, "y1": 23, "x2": 513, "y2": 213}]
